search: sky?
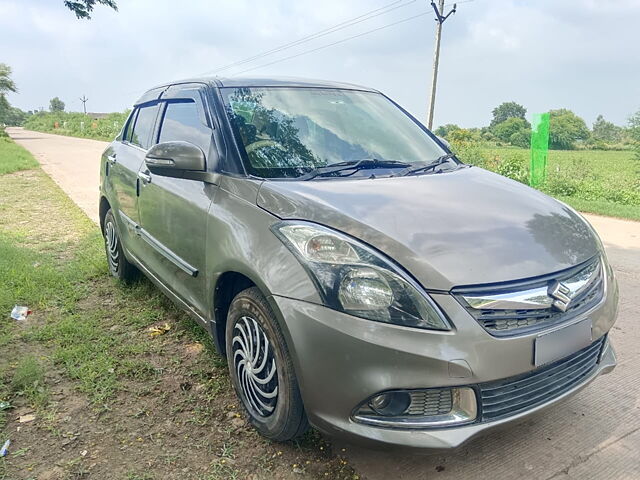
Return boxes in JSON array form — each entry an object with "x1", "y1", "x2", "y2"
[{"x1": 1, "y1": 0, "x2": 639, "y2": 128}]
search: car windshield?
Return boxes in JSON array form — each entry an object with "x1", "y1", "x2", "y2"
[{"x1": 221, "y1": 87, "x2": 452, "y2": 179}]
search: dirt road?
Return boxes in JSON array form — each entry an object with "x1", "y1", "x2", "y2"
[
  {"x1": 7, "y1": 127, "x2": 107, "y2": 223},
  {"x1": 8, "y1": 127, "x2": 640, "y2": 480}
]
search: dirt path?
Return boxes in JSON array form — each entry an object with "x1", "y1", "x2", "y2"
[
  {"x1": 7, "y1": 127, "x2": 640, "y2": 480},
  {"x1": 6, "y1": 127, "x2": 107, "y2": 223}
]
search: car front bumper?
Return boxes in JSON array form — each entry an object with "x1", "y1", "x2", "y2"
[{"x1": 270, "y1": 268, "x2": 618, "y2": 450}]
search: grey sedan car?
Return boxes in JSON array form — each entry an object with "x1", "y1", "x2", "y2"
[{"x1": 99, "y1": 77, "x2": 618, "y2": 449}]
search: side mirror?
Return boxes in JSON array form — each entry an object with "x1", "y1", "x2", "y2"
[
  {"x1": 145, "y1": 141, "x2": 205, "y2": 175},
  {"x1": 436, "y1": 135, "x2": 452, "y2": 151}
]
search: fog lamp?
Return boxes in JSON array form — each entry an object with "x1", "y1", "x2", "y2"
[
  {"x1": 368, "y1": 391, "x2": 411, "y2": 416},
  {"x1": 354, "y1": 387, "x2": 477, "y2": 428}
]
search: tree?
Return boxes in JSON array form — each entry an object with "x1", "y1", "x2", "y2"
[
  {"x1": 509, "y1": 130, "x2": 531, "y2": 149},
  {"x1": 493, "y1": 117, "x2": 530, "y2": 147},
  {"x1": 549, "y1": 109, "x2": 590, "y2": 150},
  {"x1": 628, "y1": 109, "x2": 640, "y2": 142},
  {"x1": 0, "y1": 95, "x2": 26, "y2": 126},
  {"x1": 63, "y1": 0, "x2": 117, "y2": 19},
  {"x1": 592, "y1": 115, "x2": 621, "y2": 143},
  {"x1": 490, "y1": 102, "x2": 528, "y2": 128},
  {"x1": 433, "y1": 124, "x2": 461, "y2": 138},
  {"x1": 49, "y1": 97, "x2": 65, "y2": 112},
  {"x1": 0, "y1": 63, "x2": 17, "y2": 95},
  {"x1": 0, "y1": 94, "x2": 10, "y2": 125},
  {"x1": 628, "y1": 109, "x2": 640, "y2": 164},
  {"x1": 0, "y1": 63, "x2": 19, "y2": 127}
]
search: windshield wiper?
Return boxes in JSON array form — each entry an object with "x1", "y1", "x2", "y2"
[
  {"x1": 299, "y1": 158, "x2": 411, "y2": 181},
  {"x1": 395, "y1": 153, "x2": 457, "y2": 177}
]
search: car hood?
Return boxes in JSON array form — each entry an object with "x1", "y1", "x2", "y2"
[{"x1": 257, "y1": 167, "x2": 601, "y2": 290}]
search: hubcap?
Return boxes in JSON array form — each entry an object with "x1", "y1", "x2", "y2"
[
  {"x1": 105, "y1": 220, "x2": 120, "y2": 272},
  {"x1": 232, "y1": 316, "x2": 278, "y2": 417}
]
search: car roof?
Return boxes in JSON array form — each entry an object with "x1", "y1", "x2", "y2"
[{"x1": 135, "y1": 76, "x2": 379, "y2": 105}]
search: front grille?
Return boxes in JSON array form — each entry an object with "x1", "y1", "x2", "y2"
[
  {"x1": 455, "y1": 257, "x2": 604, "y2": 336},
  {"x1": 407, "y1": 389, "x2": 453, "y2": 416},
  {"x1": 479, "y1": 336, "x2": 605, "y2": 421}
]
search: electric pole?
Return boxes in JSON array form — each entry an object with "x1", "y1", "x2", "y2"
[
  {"x1": 426, "y1": 0, "x2": 456, "y2": 130},
  {"x1": 79, "y1": 95, "x2": 88, "y2": 114}
]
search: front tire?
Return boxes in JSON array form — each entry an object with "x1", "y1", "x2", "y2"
[
  {"x1": 226, "y1": 287, "x2": 308, "y2": 441},
  {"x1": 103, "y1": 209, "x2": 138, "y2": 282}
]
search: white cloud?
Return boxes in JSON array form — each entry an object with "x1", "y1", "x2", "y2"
[{"x1": 1, "y1": 0, "x2": 638, "y2": 127}]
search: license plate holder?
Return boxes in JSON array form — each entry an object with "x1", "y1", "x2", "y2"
[{"x1": 534, "y1": 319, "x2": 592, "y2": 367}]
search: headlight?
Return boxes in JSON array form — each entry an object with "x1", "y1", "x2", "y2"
[{"x1": 271, "y1": 222, "x2": 450, "y2": 330}]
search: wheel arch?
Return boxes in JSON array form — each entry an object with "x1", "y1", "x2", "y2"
[
  {"x1": 211, "y1": 267, "x2": 303, "y2": 360},
  {"x1": 99, "y1": 196, "x2": 111, "y2": 234},
  {"x1": 212, "y1": 271, "x2": 258, "y2": 355}
]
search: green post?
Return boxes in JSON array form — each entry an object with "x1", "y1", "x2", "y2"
[{"x1": 530, "y1": 112, "x2": 550, "y2": 187}]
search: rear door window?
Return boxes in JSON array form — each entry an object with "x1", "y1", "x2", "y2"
[
  {"x1": 122, "y1": 109, "x2": 138, "y2": 143},
  {"x1": 130, "y1": 104, "x2": 159, "y2": 149},
  {"x1": 158, "y1": 100, "x2": 211, "y2": 151}
]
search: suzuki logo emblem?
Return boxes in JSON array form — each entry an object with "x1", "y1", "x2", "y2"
[{"x1": 548, "y1": 281, "x2": 572, "y2": 312}]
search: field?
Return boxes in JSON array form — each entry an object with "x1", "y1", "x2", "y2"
[
  {"x1": 0, "y1": 139, "x2": 358, "y2": 480},
  {"x1": 18, "y1": 113, "x2": 639, "y2": 221},
  {"x1": 467, "y1": 146, "x2": 639, "y2": 221}
]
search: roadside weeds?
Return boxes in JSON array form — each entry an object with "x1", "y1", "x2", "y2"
[{"x1": 0, "y1": 160, "x2": 360, "y2": 478}]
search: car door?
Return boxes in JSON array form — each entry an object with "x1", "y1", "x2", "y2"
[
  {"x1": 136, "y1": 85, "x2": 217, "y2": 316},
  {"x1": 108, "y1": 102, "x2": 160, "y2": 258}
]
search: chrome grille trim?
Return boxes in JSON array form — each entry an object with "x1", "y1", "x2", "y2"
[
  {"x1": 479, "y1": 336, "x2": 605, "y2": 421},
  {"x1": 453, "y1": 256, "x2": 604, "y2": 336}
]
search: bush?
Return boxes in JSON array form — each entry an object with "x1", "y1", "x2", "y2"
[
  {"x1": 448, "y1": 128, "x2": 481, "y2": 143},
  {"x1": 433, "y1": 124, "x2": 461, "y2": 138},
  {"x1": 449, "y1": 138, "x2": 488, "y2": 167},
  {"x1": 495, "y1": 153, "x2": 529, "y2": 184},
  {"x1": 541, "y1": 157, "x2": 640, "y2": 206},
  {"x1": 549, "y1": 109, "x2": 590, "y2": 150},
  {"x1": 23, "y1": 110, "x2": 129, "y2": 141},
  {"x1": 509, "y1": 130, "x2": 531, "y2": 148},
  {"x1": 493, "y1": 118, "x2": 527, "y2": 142}
]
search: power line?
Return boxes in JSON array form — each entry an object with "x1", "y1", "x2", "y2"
[
  {"x1": 202, "y1": 0, "x2": 412, "y2": 75},
  {"x1": 199, "y1": 0, "x2": 417, "y2": 76},
  {"x1": 229, "y1": 10, "x2": 431, "y2": 77},
  {"x1": 444, "y1": 0, "x2": 474, "y2": 5},
  {"x1": 123, "y1": 0, "x2": 476, "y2": 100}
]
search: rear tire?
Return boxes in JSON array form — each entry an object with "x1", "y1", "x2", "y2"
[
  {"x1": 226, "y1": 287, "x2": 308, "y2": 441},
  {"x1": 103, "y1": 209, "x2": 138, "y2": 283}
]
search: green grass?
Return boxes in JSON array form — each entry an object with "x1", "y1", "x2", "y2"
[
  {"x1": 460, "y1": 145, "x2": 640, "y2": 221},
  {"x1": 555, "y1": 196, "x2": 640, "y2": 221},
  {"x1": 485, "y1": 147, "x2": 638, "y2": 194},
  {"x1": 10, "y1": 356, "x2": 49, "y2": 409},
  {"x1": 0, "y1": 150, "x2": 176, "y2": 407},
  {"x1": 0, "y1": 137, "x2": 39, "y2": 175},
  {"x1": 0, "y1": 138, "x2": 361, "y2": 480}
]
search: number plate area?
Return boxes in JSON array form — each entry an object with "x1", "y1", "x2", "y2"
[{"x1": 534, "y1": 319, "x2": 592, "y2": 367}]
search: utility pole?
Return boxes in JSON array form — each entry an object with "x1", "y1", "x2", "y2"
[
  {"x1": 79, "y1": 95, "x2": 88, "y2": 114},
  {"x1": 426, "y1": 0, "x2": 456, "y2": 130}
]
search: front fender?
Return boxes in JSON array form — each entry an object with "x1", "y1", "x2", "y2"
[{"x1": 205, "y1": 179, "x2": 321, "y2": 320}]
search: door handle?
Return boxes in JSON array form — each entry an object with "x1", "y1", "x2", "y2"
[
  {"x1": 107, "y1": 154, "x2": 117, "y2": 165},
  {"x1": 138, "y1": 171, "x2": 152, "y2": 184}
]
